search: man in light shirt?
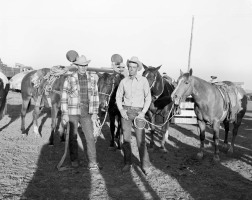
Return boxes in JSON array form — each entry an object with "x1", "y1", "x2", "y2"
[{"x1": 116, "y1": 56, "x2": 152, "y2": 175}]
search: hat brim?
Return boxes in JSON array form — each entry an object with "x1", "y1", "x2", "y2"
[
  {"x1": 73, "y1": 60, "x2": 91, "y2": 66},
  {"x1": 126, "y1": 60, "x2": 143, "y2": 71}
]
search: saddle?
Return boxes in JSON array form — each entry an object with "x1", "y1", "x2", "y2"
[
  {"x1": 213, "y1": 81, "x2": 241, "y2": 122},
  {"x1": 31, "y1": 66, "x2": 70, "y2": 107}
]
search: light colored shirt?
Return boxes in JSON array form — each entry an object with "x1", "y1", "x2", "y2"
[{"x1": 116, "y1": 74, "x2": 151, "y2": 114}]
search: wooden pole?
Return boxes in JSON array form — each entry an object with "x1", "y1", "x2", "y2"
[{"x1": 188, "y1": 16, "x2": 194, "y2": 72}]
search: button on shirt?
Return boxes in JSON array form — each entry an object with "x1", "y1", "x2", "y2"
[{"x1": 116, "y1": 74, "x2": 151, "y2": 114}]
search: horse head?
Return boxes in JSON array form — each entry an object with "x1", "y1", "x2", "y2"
[
  {"x1": 98, "y1": 72, "x2": 122, "y2": 112},
  {"x1": 171, "y1": 68, "x2": 193, "y2": 106},
  {"x1": 142, "y1": 64, "x2": 164, "y2": 99}
]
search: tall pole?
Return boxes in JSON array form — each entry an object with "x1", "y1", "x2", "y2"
[{"x1": 188, "y1": 16, "x2": 194, "y2": 72}]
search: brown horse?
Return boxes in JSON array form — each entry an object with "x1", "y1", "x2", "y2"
[
  {"x1": 142, "y1": 65, "x2": 175, "y2": 152},
  {"x1": 21, "y1": 67, "x2": 67, "y2": 145},
  {"x1": 171, "y1": 69, "x2": 247, "y2": 161},
  {"x1": 97, "y1": 72, "x2": 124, "y2": 150}
]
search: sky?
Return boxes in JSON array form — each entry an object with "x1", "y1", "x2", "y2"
[{"x1": 1, "y1": 0, "x2": 252, "y2": 89}]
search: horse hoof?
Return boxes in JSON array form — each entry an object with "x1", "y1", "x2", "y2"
[
  {"x1": 213, "y1": 155, "x2": 220, "y2": 162},
  {"x1": 196, "y1": 152, "x2": 204, "y2": 159}
]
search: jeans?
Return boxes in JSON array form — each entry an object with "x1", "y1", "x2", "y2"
[
  {"x1": 121, "y1": 106, "x2": 150, "y2": 168},
  {"x1": 68, "y1": 105, "x2": 97, "y2": 164}
]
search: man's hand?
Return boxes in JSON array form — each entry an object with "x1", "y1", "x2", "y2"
[
  {"x1": 120, "y1": 109, "x2": 128, "y2": 120},
  {"x1": 91, "y1": 113, "x2": 98, "y2": 121},
  {"x1": 137, "y1": 111, "x2": 145, "y2": 119},
  {"x1": 62, "y1": 114, "x2": 69, "y2": 127}
]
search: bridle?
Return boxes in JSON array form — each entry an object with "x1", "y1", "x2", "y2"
[
  {"x1": 144, "y1": 71, "x2": 157, "y2": 89},
  {"x1": 99, "y1": 76, "x2": 115, "y2": 105},
  {"x1": 172, "y1": 76, "x2": 192, "y2": 105},
  {"x1": 144, "y1": 71, "x2": 163, "y2": 100}
]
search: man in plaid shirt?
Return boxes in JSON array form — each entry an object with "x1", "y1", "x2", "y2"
[{"x1": 61, "y1": 55, "x2": 101, "y2": 170}]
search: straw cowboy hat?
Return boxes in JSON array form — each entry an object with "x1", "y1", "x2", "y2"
[
  {"x1": 126, "y1": 56, "x2": 143, "y2": 71},
  {"x1": 66, "y1": 50, "x2": 79, "y2": 62},
  {"x1": 111, "y1": 54, "x2": 123, "y2": 64},
  {"x1": 73, "y1": 55, "x2": 91, "y2": 66}
]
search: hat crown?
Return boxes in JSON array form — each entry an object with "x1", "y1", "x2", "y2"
[
  {"x1": 73, "y1": 55, "x2": 91, "y2": 66},
  {"x1": 127, "y1": 56, "x2": 143, "y2": 71},
  {"x1": 129, "y1": 56, "x2": 139, "y2": 63}
]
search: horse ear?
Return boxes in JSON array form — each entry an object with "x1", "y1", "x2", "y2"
[
  {"x1": 143, "y1": 63, "x2": 148, "y2": 70},
  {"x1": 156, "y1": 65, "x2": 162, "y2": 70},
  {"x1": 97, "y1": 72, "x2": 102, "y2": 78},
  {"x1": 189, "y1": 68, "x2": 193, "y2": 76},
  {"x1": 180, "y1": 69, "x2": 183, "y2": 76}
]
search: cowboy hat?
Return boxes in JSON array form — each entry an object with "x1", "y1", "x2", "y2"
[
  {"x1": 126, "y1": 56, "x2": 143, "y2": 71},
  {"x1": 73, "y1": 55, "x2": 91, "y2": 66},
  {"x1": 66, "y1": 50, "x2": 79, "y2": 62},
  {"x1": 111, "y1": 54, "x2": 123, "y2": 64}
]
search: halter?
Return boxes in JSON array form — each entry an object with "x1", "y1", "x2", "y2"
[
  {"x1": 172, "y1": 76, "x2": 192, "y2": 105},
  {"x1": 98, "y1": 75, "x2": 116, "y2": 128},
  {"x1": 144, "y1": 71, "x2": 164, "y2": 100}
]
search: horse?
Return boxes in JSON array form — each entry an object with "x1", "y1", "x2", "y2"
[
  {"x1": 171, "y1": 69, "x2": 247, "y2": 161},
  {"x1": 97, "y1": 72, "x2": 124, "y2": 150},
  {"x1": 142, "y1": 65, "x2": 175, "y2": 152},
  {"x1": 21, "y1": 67, "x2": 68, "y2": 145},
  {"x1": 0, "y1": 75, "x2": 10, "y2": 121}
]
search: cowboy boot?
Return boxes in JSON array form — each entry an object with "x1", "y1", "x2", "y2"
[{"x1": 122, "y1": 142, "x2": 132, "y2": 172}]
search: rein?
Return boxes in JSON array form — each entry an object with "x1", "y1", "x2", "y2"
[{"x1": 134, "y1": 103, "x2": 175, "y2": 129}]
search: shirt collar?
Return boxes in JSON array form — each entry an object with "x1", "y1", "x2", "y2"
[{"x1": 129, "y1": 74, "x2": 141, "y2": 81}]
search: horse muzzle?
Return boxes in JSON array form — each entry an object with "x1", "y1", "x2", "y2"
[{"x1": 172, "y1": 94, "x2": 181, "y2": 106}]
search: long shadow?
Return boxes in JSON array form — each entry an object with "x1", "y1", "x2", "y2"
[
  {"x1": 22, "y1": 127, "x2": 92, "y2": 199},
  {"x1": 144, "y1": 120, "x2": 252, "y2": 199},
  {"x1": 97, "y1": 123, "x2": 161, "y2": 200},
  {"x1": 22, "y1": 116, "x2": 160, "y2": 199}
]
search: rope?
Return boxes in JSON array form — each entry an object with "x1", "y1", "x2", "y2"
[
  {"x1": 43, "y1": 66, "x2": 69, "y2": 94},
  {"x1": 134, "y1": 103, "x2": 175, "y2": 129},
  {"x1": 57, "y1": 122, "x2": 71, "y2": 171}
]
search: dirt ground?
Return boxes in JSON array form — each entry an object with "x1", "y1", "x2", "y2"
[{"x1": 0, "y1": 90, "x2": 252, "y2": 200}]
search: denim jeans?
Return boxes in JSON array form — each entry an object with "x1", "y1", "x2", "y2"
[
  {"x1": 68, "y1": 105, "x2": 97, "y2": 164},
  {"x1": 121, "y1": 106, "x2": 150, "y2": 168}
]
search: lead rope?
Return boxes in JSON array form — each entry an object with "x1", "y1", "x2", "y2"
[
  {"x1": 93, "y1": 79, "x2": 115, "y2": 140},
  {"x1": 134, "y1": 103, "x2": 175, "y2": 129},
  {"x1": 57, "y1": 122, "x2": 70, "y2": 171}
]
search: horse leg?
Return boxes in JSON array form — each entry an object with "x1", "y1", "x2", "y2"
[
  {"x1": 160, "y1": 122, "x2": 169, "y2": 153},
  {"x1": 57, "y1": 113, "x2": 65, "y2": 143},
  {"x1": 213, "y1": 120, "x2": 221, "y2": 161},
  {"x1": 197, "y1": 120, "x2": 206, "y2": 159},
  {"x1": 48, "y1": 104, "x2": 58, "y2": 146},
  {"x1": 108, "y1": 113, "x2": 116, "y2": 151},
  {"x1": 147, "y1": 111, "x2": 155, "y2": 151},
  {"x1": 228, "y1": 113, "x2": 243, "y2": 153},
  {"x1": 32, "y1": 105, "x2": 41, "y2": 137},
  {"x1": 21, "y1": 98, "x2": 31, "y2": 134},
  {"x1": 223, "y1": 119, "x2": 229, "y2": 149}
]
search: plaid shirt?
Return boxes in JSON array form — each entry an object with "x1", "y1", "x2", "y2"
[{"x1": 61, "y1": 71, "x2": 99, "y2": 115}]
